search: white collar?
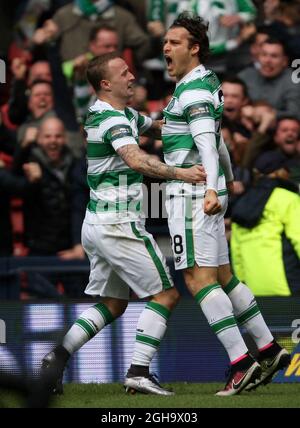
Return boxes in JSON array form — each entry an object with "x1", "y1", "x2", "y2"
[
  {"x1": 176, "y1": 64, "x2": 206, "y2": 87},
  {"x1": 89, "y1": 99, "x2": 126, "y2": 114},
  {"x1": 89, "y1": 99, "x2": 114, "y2": 112}
]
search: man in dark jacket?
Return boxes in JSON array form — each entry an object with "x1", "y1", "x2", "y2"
[
  {"x1": 13, "y1": 116, "x2": 75, "y2": 255},
  {"x1": 50, "y1": 0, "x2": 151, "y2": 63}
]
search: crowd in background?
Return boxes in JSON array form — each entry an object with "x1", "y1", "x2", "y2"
[{"x1": 0, "y1": 0, "x2": 299, "y2": 297}]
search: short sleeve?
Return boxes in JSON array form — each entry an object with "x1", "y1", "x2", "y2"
[
  {"x1": 179, "y1": 85, "x2": 216, "y2": 135},
  {"x1": 103, "y1": 115, "x2": 137, "y2": 151}
]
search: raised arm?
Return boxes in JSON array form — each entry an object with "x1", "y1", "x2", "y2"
[{"x1": 117, "y1": 144, "x2": 205, "y2": 183}]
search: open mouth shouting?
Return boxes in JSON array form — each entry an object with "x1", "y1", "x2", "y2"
[{"x1": 165, "y1": 55, "x2": 173, "y2": 69}]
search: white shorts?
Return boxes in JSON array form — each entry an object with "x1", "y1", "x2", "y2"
[
  {"x1": 81, "y1": 221, "x2": 174, "y2": 299},
  {"x1": 166, "y1": 193, "x2": 229, "y2": 270}
]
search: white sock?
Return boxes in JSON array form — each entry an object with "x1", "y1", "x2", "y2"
[
  {"x1": 62, "y1": 302, "x2": 115, "y2": 354},
  {"x1": 224, "y1": 276, "x2": 273, "y2": 350},
  {"x1": 196, "y1": 283, "x2": 248, "y2": 362},
  {"x1": 131, "y1": 301, "x2": 170, "y2": 367}
]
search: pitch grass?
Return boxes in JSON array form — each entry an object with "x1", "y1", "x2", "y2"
[{"x1": 1, "y1": 383, "x2": 300, "y2": 408}]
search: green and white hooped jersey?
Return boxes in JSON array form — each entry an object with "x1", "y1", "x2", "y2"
[
  {"x1": 162, "y1": 64, "x2": 227, "y2": 198},
  {"x1": 84, "y1": 100, "x2": 152, "y2": 224}
]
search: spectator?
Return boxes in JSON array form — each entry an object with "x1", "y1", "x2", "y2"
[
  {"x1": 190, "y1": 0, "x2": 257, "y2": 75},
  {"x1": 238, "y1": 38, "x2": 300, "y2": 120},
  {"x1": 254, "y1": 116, "x2": 300, "y2": 186},
  {"x1": 16, "y1": 79, "x2": 55, "y2": 147},
  {"x1": 231, "y1": 165, "x2": 300, "y2": 296},
  {"x1": 61, "y1": 24, "x2": 119, "y2": 122},
  {"x1": 263, "y1": 1, "x2": 300, "y2": 61},
  {"x1": 222, "y1": 77, "x2": 251, "y2": 201},
  {"x1": 222, "y1": 76, "x2": 250, "y2": 133},
  {"x1": 13, "y1": 117, "x2": 76, "y2": 256},
  {"x1": 263, "y1": 0, "x2": 280, "y2": 24},
  {"x1": 62, "y1": 24, "x2": 119, "y2": 81},
  {"x1": 238, "y1": 102, "x2": 277, "y2": 169},
  {"x1": 8, "y1": 59, "x2": 52, "y2": 125},
  {"x1": 117, "y1": 0, "x2": 147, "y2": 29},
  {"x1": 0, "y1": 158, "x2": 42, "y2": 257},
  {"x1": 49, "y1": 0, "x2": 151, "y2": 63},
  {"x1": 248, "y1": 25, "x2": 270, "y2": 68}
]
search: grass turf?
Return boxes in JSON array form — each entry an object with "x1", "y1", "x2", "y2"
[{"x1": 1, "y1": 383, "x2": 300, "y2": 408}]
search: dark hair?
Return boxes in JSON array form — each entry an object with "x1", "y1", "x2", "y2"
[
  {"x1": 89, "y1": 24, "x2": 117, "y2": 43},
  {"x1": 170, "y1": 12, "x2": 210, "y2": 63},
  {"x1": 222, "y1": 76, "x2": 249, "y2": 98},
  {"x1": 256, "y1": 25, "x2": 271, "y2": 36},
  {"x1": 29, "y1": 79, "x2": 53, "y2": 91},
  {"x1": 262, "y1": 37, "x2": 288, "y2": 56},
  {"x1": 276, "y1": 115, "x2": 300, "y2": 130},
  {"x1": 86, "y1": 52, "x2": 120, "y2": 92}
]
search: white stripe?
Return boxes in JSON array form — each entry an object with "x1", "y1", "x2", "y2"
[
  {"x1": 112, "y1": 137, "x2": 137, "y2": 151},
  {"x1": 90, "y1": 184, "x2": 143, "y2": 203},
  {"x1": 162, "y1": 122, "x2": 190, "y2": 135},
  {"x1": 86, "y1": 128, "x2": 101, "y2": 141},
  {"x1": 88, "y1": 156, "x2": 127, "y2": 174},
  {"x1": 179, "y1": 88, "x2": 214, "y2": 106},
  {"x1": 164, "y1": 151, "x2": 201, "y2": 165},
  {"x1": 190, "y1": 118, "x2": 215, "y2": 135},
  {"x1": 98, "y1": 115, "x2": 130, "y2": 134}
]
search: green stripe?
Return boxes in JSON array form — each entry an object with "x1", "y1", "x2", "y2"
[
  {"x1": 85, "y1": 110, "x2": 124, "y2": 128},
  {"x1": 185, "y1": 196, "x2": 195, "y2": 267},
  {"x1": 75, "y1": 319, "x2": 96, "y2": 339},
  {"x1": 238, "y1": 0, "x2": 256, "y2": 14},
  {"x1": 215, "y1": 324, "x2": 238, "y2": 335},
  {"x1": 162, "y1": 134, "x2": 197, "y2": 153},
  {"x1": 87, "y1": 169, "x2": 143, "y2": 190},
  {"x1": 146, "y1": 301, "x2": 171, "y2": 320},
  {"x1": 212, "y1": 1, "x2": 225, "y2": 9},
  {"x1": 88, "y1": 199, "x2": 141, "y2": 213},
  {"x1": 130, "y1": 222, "x2": 172, "y2": 290},
  {"x1": 125, "y1": 107, "x2": 135, "y2": 122},
  {"x1": 224, "y1": 275, "x2": 240, "y2": 295},
  {"x1": 136, "y1": 334, "x2": 160, "y2": 348},
  {"x1": 237, "y1": 304, "x2": 261, "y2": 325},
  {"x1": 211, "y1": 314, "x2": 234, "y2": 326},
  {"x1": 174, "y1": 73, "x2": 221, "y2": 98},
  {"x1": 163, "y1": 110, "x2": 186, "y2": 122},
  {"x1": 137, "y1": 112, "x2": 145, "y2": 130},
  {"x1": 93, "y1": 303, "x2": 115, "y2": 325},
  {"x1": 87, "y1": 142, "x2": 116, "y2": 158},
  {"x1": 210, "y1": 316, "x2": 237, "y2": 334},
  {"x1": 195, "y1": 283, "x2": 221, "y2": 304}
]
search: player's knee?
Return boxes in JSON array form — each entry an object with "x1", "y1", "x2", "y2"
[
  {"x1": 218, "y1": 264, "x2": 232, "y2": 287},
  {"x1": 151, "y1": 287, "x2": 180, "y2": 310},
  {"x1": 100, "y1": 297, "x2": 128, "y2": 318}
]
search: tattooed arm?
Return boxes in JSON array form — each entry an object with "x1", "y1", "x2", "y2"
[{"x1": 117, "y1": 144, "x2": 205, "y2": 183}]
